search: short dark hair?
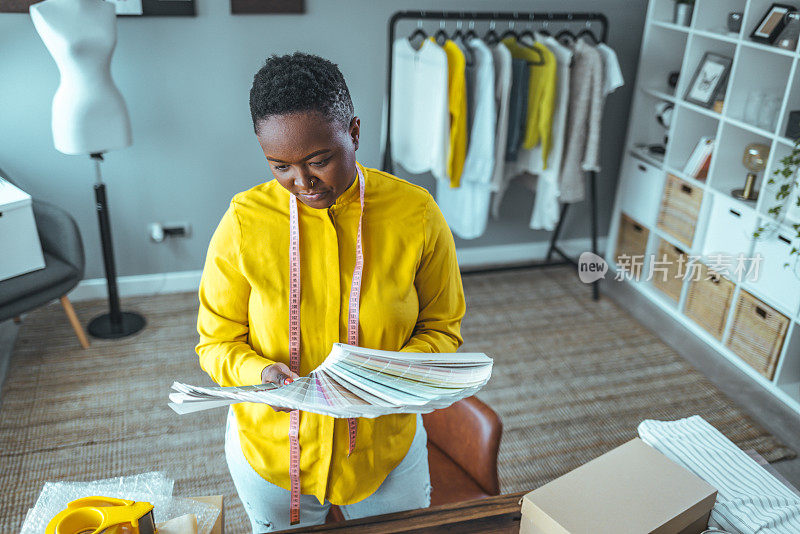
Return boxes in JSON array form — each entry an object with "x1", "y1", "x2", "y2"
[{"x1": 249, "y1": 52, "x2": 354, "y2": 135}]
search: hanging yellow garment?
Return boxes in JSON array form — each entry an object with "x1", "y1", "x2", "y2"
[
  {"x1": 502, "y1": 37, "x2": 557, "y2": 168},
  {"x1": 442, "y1": 38, "x2": 468, "y2": 187},
  {"x1": 196, "y1": 161, "x2": 465, "y2": 506}
]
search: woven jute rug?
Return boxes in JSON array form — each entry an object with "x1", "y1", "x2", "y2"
[{"x1": 0, "y1": 266, "x2": 794, "y2": 532}]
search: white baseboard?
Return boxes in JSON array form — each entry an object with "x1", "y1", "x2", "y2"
[
  {"x1": 67, "y1": 236, "x2": 607, "y2": 302},
  {"x1": 457, "y1": 236, "x2": 607, "y2": 269},
  {"x1": 68, "y1": 270, "x2": 203, "y2": 302}
]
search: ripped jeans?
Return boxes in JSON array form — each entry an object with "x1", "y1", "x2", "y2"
[{"x1": 224, "y1": 408, "x2": 433, "y2": 533}]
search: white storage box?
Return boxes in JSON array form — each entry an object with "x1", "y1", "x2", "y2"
[
  {"x1": 618, "y1": 154, "x2": 665, "y2": 228},
  {"x1": 750, "y1": 228, "x2": 800, "y2": 315},
  {"x1": 0, "y1": 177, "x2": 46, "y2": 282},
  {"x1": 702, "y1": 193, "x2": 757, "y2": 260}
]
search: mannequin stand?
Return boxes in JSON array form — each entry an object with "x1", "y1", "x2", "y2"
[{"x1": 87, "y1": 153, "x2": 145, "y2": 339}]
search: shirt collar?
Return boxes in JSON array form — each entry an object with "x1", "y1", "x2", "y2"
[{"x1": 330, "y1": 161, "x2": 364, "y2": 209}]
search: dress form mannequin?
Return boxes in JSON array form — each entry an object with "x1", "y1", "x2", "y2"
[
  {"x1": 31, "y1": 0, "x2": 144, "y2": 339},
  {"x1": 30, "y1": 0, "x2": 132, "y2": 155}
]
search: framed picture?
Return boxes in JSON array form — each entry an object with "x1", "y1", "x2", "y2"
[
  {"x1": 684, "y1": 53, "x2": 732, "y2": 108},
  {"x1": 231, "y1": 0, "x2": 305, "y2": 14},
  {"x1": 0, "y1": 0, "x2": 195, "y2": 16},
  {"x1": 750, "y1": 3, "x2": 796, "y2": 43},
  {"x1": 134, "y1": 0, "x2": 195, "y2": 17},
  {"x1": 106, "y1": 0, "x2": 144, "y2": 15},
  {"x1": 0, "y1": 0, "x2": 38, "y2": 12}
]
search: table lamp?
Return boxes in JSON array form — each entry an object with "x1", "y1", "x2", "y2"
[
  {"x1": 30, "y1": 0, "x2": 145, "y2": 339},
  {"x1": 733, "y1": 142, "x2": 769, "y2": 201}
]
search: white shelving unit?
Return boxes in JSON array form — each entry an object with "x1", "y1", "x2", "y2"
[{"x1": 608, "y1": 0, "x2": 800, "y2": 414}]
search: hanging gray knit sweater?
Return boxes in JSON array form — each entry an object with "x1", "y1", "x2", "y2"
[{"x1": 559, "y1": 38, "x2": 604, "y2": 204}]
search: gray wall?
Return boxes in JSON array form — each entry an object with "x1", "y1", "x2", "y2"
[{"x1": 0, "y1": 0, "x2": 646, "y2": 280}]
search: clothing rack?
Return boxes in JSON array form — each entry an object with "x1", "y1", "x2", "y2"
[{"x1": 382, "y1": 10, "x2": 609, "y2": 301}]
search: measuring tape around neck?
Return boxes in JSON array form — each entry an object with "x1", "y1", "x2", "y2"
[{"x1": 287, "y1": 165, "x2": 365, "y2": 525}]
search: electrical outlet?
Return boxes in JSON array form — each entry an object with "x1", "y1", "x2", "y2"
[
  {"x1": 149, "y1": 222, "x2": 191, "y2": 242},
  {"x1": 165, "y1": 222, "x2": 191, "y2": 238}
]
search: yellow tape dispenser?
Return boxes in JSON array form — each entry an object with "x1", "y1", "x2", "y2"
[{"x1": 45, "y1": 496, "x2": 156, "y2": 534}]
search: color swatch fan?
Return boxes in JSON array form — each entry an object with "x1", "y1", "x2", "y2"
[{"x1": 169, "y1": 344, "x2": 493, "y2": 418}]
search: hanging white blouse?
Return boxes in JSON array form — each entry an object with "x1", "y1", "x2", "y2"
[
  {"x1": 436, "y1": 37, "x2": 496, "y2": 240},
  {"x1": 389, "y1": 37, "x2": 449, "y2": 181},
  {"x1": 487, "y1": 41, "x2": 513, "y2": 218},
  {"x1": 528, "y1": 35, "x2": 573, "y2": 230},
  {"x1": 597, "y1": 43, "x2": 624, "y2": 98}
]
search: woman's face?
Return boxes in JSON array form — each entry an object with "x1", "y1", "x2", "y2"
[{"x1": 256, "y1": 111, "x2": 360, "y2": 210}]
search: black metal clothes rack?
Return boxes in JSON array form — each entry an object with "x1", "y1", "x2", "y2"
[{"x1": 382, "y1": 10, "x2": 609, "y2": 301}]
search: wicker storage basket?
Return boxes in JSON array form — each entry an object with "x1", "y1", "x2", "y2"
[
  {"x1": 651, "y1": 238, "x2": 686, "y2": 303},
  {"x1": 726, "y1": 291, "x2": 790, "y2": 380},
  {"x1": 657, "y1": 174, "x2": 703, "y2": 248},
  {"x1": 615, "y1": 213, "x2": 649, "y2": 279},
  {"x1": 684, "y1": 263, "x2": 734, "y2": 340}
]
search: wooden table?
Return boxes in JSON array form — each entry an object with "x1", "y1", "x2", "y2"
[{"x1": 274, "y1": 491, "x2": 527, "y2": 533}]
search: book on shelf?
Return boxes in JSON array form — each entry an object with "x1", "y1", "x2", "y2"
[
  {"x1": 169, "y1": 343, "x2": 493, "y2": 418},
  {"x1": 695, "y1": 151, "x2": 712, "y2": 181},
  {"x1": 682, "y1": 137, "x2": 714, "y2": 180}
]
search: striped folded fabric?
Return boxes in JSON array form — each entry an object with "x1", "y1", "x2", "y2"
[{"x1": 638, "y1": 415, "x2": 800, "y2": 534}]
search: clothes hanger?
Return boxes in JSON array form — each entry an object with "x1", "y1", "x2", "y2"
[
  {"x1": 464, "y1": 19, "x2": 478, "y2": 41},
  {"x1": 451, "y1": 19, "x2": 465, "y2": 41},
  {"x1": 407, "y1": 18, "x2": 428, "y2": 48},
  {"x1": 434, "y1": 19, "x2": 449, "y2": 46},
  {"x1": 577, "y1": 21, "x2": 600, "y2": 45},
  {"x1": 519, "y1": 28, "x2": 537, "y2": 41},
  {"x1": 499, "y1": 18, "x2": 519, "y2": 41},
  {"x1": 577, "y1": 29, "x2": 600, "y2": 44},
  {"x1": 538, "y1": 16, "x2": 552, "y2": 37},
  {"x1": 516, "y1": 16, "x2": 546, "y2": 65},
  {"x1": 519, "y1": 14, "x2": 537, "y2": 41},
  {"x1": 556, "y1": 14, "x2": 577, "y2": 46},
  {"x1": 484, "y1": 19, "x2": 500, "y2": 45},
  {"x1": 556, "y1": 28, "x2": 577, "y2": 46},
  {"x1": 451, "y1": 19, "x2": 476, "y2": 66}
]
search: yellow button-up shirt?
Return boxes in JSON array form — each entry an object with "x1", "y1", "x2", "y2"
[
  {"x1": 443, "y1": 39, "x2": 468, "y2": 188},
  {"x1": 196, "y1": 161, "x2": 465, "y2": 506},
  {"x1": 503, "y1": 37, "x2": 557, "y2": 167}
]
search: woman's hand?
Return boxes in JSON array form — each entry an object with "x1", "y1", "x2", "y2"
[{"x1": 261, "y1": 363, "x2": 301, "y2": 413}]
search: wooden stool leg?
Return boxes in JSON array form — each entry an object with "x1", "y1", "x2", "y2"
[
  {"x1": 13, "y1": 316, "x2": 22, "y2": 324},
  {"x1": 60, "y1": 296, "x2": 90, "y2": 349}
]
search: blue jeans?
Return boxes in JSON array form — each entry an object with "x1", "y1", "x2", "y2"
[{"x1": 224, "y1": 408, "x2": 432, "y2": 533}]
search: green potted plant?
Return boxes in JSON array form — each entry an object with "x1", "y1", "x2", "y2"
[{"x1": 753, "y1": 137, "x2": 800, "y2": 267}]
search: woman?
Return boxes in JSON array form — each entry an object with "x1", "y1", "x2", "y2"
[{"x1": 196, "y1": 52, "x2": 465, "y2": 532}]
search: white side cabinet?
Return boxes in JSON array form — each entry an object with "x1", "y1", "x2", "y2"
[{"x1": 0, "y1": 178, "x2": 45, "y2": 281}]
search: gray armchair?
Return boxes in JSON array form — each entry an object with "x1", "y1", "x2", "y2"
[{"x1": 0, "y1": 197, "x2": 89, "y2": 348}]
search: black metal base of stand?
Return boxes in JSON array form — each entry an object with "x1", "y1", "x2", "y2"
[
  {"x1": 87, "y1": 152, "x2": 147, "y2": 339},
  {"x1": 88, "y1": 311, "x2": 146, "y2": 339}
]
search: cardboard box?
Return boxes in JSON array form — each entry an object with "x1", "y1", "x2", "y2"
[{"x1": 519, "y1": 438, "x2": 717, "y2": 534}]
